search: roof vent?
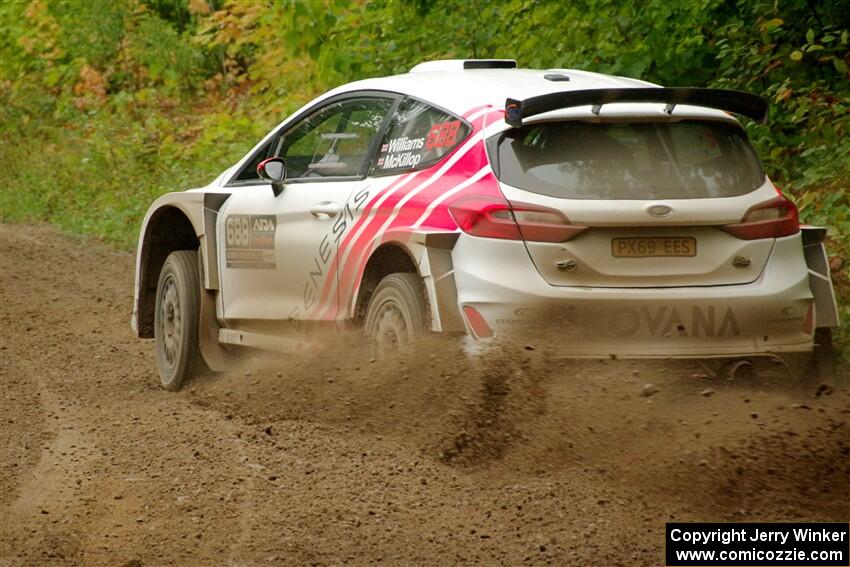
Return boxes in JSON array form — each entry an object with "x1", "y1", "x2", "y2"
[
  {"x1": 410, "y1": 59, "x2": 517, "y2": 73},
  {"x1": 544, "y1": 72, "x2": 570, "y2": 82}
]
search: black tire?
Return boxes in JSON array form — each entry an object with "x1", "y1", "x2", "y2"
[
  {"x1": 364, "y1": 273, "x2": 429, "y2": 356},
  {"x1": 154, "y1": 250, "x2": 202, "y2": 390}
]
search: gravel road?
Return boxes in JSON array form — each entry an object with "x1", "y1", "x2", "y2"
[{"x1": 1, "y1": 224, "x2": 847, "y2": 566}]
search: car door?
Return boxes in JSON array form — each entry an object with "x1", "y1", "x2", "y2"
[{"x1": 217, "y1": 94, "x2": 396, "y2": 323}]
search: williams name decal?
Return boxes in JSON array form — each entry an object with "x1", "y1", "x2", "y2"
[
  {"x1": 385, "y1": 136, "x2": 425, "y2": 153},
  {"x1": 376, "y1": 120, "x2": 463, "y2": 170},
  {"x1": 377, "y1": 135, "x2": 426, "y2": 170},
  {"x1": 225, "y1": 214, "x2": 276, "y2": 269}
]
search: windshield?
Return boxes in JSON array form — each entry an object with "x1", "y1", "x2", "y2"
[{"x1": 491, "y1": 120, "x2": 765, "y2": 199}]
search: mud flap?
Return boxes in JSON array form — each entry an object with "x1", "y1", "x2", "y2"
[
  {"x1": 421, "y1": 232, "x2": 465, "y2": 333},
  {"x1": 802, "y1": 226, "x2": 839, "y2": 328},
  {"x1": 197, "y1": 250, "x2": 230, "y2": 372}
]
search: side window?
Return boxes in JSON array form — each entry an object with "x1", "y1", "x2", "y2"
[
  {"x1": 274, "y1": 98, "x2": 393, "y2": 180},
  {"x1": 233, "y1": 138, "x2": 274, "y2": 182},
  {"x1": 373, "y1": 97, "x2": 470, "y2": 175}
]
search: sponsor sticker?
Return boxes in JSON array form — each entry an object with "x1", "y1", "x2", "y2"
[
  {"x1": 288, "y1": 185, "x2": 372, "y2": 319},
  {"x1": 225, "y1": 214, "x2": 276, "y2": 269},
  {"x1": 425, "y1": 120, "x2": 461, "y2": 150},
  {"x1": 501, "y1": 304, "x2": 741, "y2": 338}
]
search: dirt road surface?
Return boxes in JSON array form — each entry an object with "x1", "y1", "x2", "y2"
[{"x1": 1, "y1": 224, "x2": 848, "y2": 566}]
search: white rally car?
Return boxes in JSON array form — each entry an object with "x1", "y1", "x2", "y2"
[{"x1": 132, "y1": 59, "x2": 840, "y2": 389}]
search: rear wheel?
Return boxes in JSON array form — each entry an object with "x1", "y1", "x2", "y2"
[
  {"x1": 364, "y1": 273, "x2": 428, "y2": 357},
  {"x1": 154, "y1": 250, "x2": 202, "y2": 390}
]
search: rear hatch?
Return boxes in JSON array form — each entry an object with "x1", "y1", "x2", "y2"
[{"x1": 489, "y1": 119, "x2": 775, "y2": 288}]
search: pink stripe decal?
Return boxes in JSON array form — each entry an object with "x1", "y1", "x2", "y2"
[
  {"x1": 323, "y1": 112, "x2": 494, "y2": 319},
  {"x1": 310, "y1": 172, "x2": 418, "y2": 317},
  {"x1": 310, "y1": 106, "x2": 505, "y2": 320},
  {"x1": 328, "y1": 109, "x2": 504, "y2": 320}
]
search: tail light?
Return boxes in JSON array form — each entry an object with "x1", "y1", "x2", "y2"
[
  {"x1": 718, "y1": 196, "x2": 799, "y2": 240},
  {"x1": 448, "y1": 195, "x2": 521, "y2": 240},
  {"x1": 803, "y1": 303, "x2": 814, "y2": 335},
  {"x1": 448, "y1": 194, "x2": 586, "y2": 242}
]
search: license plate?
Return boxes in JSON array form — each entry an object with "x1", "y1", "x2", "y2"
[{"x1": 611, "y1": 237, "x2": 697, "y2": 258}]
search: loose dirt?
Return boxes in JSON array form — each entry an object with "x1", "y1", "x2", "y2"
[{"x1": 1, "y1": 224, "x2": 848, "y2": 566}]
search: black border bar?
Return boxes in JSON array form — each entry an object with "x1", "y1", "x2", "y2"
[{"x1": 666, "y1": 523, "x2": 849, "y2": 566}]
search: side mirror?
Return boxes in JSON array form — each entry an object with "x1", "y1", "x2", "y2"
[{"x1": 257, "y1": 157, "x2": 286, "y2": 196}]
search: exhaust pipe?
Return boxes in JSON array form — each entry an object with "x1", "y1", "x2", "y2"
[{"x1": 722, "y1": 358, "x2": 755, "y2": 381}]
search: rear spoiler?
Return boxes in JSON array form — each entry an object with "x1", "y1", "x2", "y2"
[{"x1": 504, "y1": 88, "x2": 768, "y2": 127}]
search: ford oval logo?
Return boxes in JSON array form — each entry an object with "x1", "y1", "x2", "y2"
[{"x1": 647, "y1": 204, "x2": 673, "y2": 217}]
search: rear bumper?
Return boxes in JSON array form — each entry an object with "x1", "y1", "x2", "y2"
[{"x1": 452, "y1": 233, "x2": 814, "y2": 358}]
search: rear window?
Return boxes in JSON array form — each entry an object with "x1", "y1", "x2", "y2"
[{"x1": 491, "y1": 120, "x2": 765, "y2": 199}]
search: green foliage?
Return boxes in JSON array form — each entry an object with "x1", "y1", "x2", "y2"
[{"x1": 1, "y1": 0, "x2": 848, "y2": 355}]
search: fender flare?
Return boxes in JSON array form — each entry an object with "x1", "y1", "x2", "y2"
[
  {"x1": 349, "y1": 229, "x2": 464, "y2": 332},
  {"x1": 132, "y1": 191, "x2": 228, "y2": 335}
]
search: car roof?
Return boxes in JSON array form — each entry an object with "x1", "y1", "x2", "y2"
[{"x1": 323, "y1": 62, "x2": 733, "y2": 123}]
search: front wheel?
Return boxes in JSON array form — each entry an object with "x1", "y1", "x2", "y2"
[
  {"x1": 154, "y1": 250, "x2": 202, "y2": 390},
  {"x1": 364, "y1": 273, "x2": 429, "y2": 357}
]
